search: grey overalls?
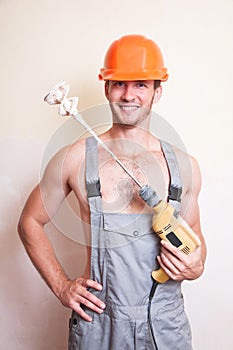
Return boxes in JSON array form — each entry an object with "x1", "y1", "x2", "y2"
[{"x1": 68, "y1": 137, "x2": 192, "y2": 350}]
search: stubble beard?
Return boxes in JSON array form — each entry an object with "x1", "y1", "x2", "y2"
[{"x1": 109, "y1": 102, "x2": 152, "y2": 127}]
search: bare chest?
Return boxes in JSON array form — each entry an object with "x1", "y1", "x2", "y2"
[{"x1": 98, "y1": 151, "x2": 170, "y2": 213}]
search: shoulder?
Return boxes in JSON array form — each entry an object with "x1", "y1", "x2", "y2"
[
  {"x1": 46, "y1": 137, "x2": 86, "y2": 167},
  {"x1": 62, "y1": 137, "x2": 87, "y2": 169},
  {"x1": 172, "y1": 146, "x2": 202, "y2": 196},
  {"x1": 41, "y1": 138, "x2": 87, "y2": 190}
]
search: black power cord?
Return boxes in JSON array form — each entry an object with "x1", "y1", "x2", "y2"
[{"x1": 147, "y1": 279, "x2": 159, "y2": 350}]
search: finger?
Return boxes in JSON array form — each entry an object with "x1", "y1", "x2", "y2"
[
  {"x1": 161, "y1": 240, "x2": 178, "y2": 253},
  {"x1": 157, "y1": 254, "x2": 182, "y2": 281},
  {"x1": 81, "y1": 278, "x2": 103, "y2": 291},
  {"x1": 70, "y1": 279, "x2": 106, "y2": 310},
  {"x1": 78, "y1": 293, "x2": 106, "y2": 314},
  {"x1": 160, "y1": 252, "x2": 181, "y2": 275},
  {"x1": 161, "y1": 240, "x2": 185, "y2": 259},
  {"x1": 70, "y1": 292, "x2": 106, "y2": 322},
  {"x1": 72, "y1": 303, "x2": 93, "y2": 322},
  {"x1": 160, "y1": 247, "x2": 185, "y2": 273},
  {"x1": 81, "y1": 290, "x2": 106, "y2": 309},
  {"x1": 157, "y1": 255, "x2": 174, "y2": 280},
  {"x1": 75, "y1": 279, "x2": 106, "y2": 313}
]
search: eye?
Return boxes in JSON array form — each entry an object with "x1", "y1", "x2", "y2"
[
  {"x1": 113, "y1": 81, "x2": 125, "y2": 87},
  {"x1": 136, "y1": 82, "x2": 147, "y2": 88}
]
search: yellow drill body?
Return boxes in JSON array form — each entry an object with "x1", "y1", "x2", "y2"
[{"x1": 151, "y1": 200, "x2": 201, "y2": 283}]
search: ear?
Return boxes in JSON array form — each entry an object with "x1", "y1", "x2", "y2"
[
  {"x1": 153, "y1": 85, "x2": 162, "y2": 104},
  {"x1": 104, "y1": 81, "x2": 110, "y2": 100}
]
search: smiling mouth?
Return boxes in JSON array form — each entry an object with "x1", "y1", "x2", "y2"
[{"x1": 119, "y1": 105, "x2": 140, "y2": 112}]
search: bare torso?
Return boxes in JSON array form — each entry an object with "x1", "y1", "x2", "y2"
[
  {"x1": 67, "y1": 132, "x2": 174, "y2": 219},
  {"x1": 59, "y1": 129, "x2": 197, "y2": 278}
]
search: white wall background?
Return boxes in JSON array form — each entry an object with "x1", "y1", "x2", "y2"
[{"x1": 0, "y1": 0, "x2": 232, "y2": 349}]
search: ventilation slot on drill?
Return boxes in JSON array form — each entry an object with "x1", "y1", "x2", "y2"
[{"x1": 181, "y1": 246, "x2": 190, "y2": 255}]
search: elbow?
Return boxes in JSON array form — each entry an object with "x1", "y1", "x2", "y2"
[
  {"x1": 17, "y1": 214, "x2": 28, "y2": 243},
  {"x1": 17, "y1": 220, "x2": 22, "y2": 238},
  {"x1": 17, "y1": 214, "x2": 36, "y2": 245},
  {"x1": 17, "y1": 211, "x2": 46, "y2": 246}
]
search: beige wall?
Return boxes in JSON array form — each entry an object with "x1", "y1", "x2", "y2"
[{"x1": 0, "y1": 0, "x2": 233, "y2": 349}]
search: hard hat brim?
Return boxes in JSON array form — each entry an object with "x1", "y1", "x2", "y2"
[{"x1": 99, "y1": 68, "x2": 168, "y2": 82}]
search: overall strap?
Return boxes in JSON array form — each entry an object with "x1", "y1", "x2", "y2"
[
  {"x1": 85, "y1": 137, "x2": 182, "y2": 212},
  {"x1": 160, "y1": 140, "x2": 183, "y2": 212},
  {"x1": 85, "y1": 137, "x2": 102, "y2": 212}
]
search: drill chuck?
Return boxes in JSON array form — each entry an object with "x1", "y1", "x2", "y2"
[{"x1": 139, "y1": 185, "x2": 160, "y2": 208}]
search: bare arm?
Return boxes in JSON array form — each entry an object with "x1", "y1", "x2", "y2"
[
  {"x1": 157, "y1": 155, "x2": 207, "y2": 281},
  {"x1": 18, "y1": 146, "x2": 105, "y2": 321}
]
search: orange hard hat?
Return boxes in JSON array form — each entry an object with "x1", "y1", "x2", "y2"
[{"x1": 99, "y1": 34, "x2": 168, "y2": 82}]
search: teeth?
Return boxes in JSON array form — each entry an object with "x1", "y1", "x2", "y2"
[{"x1": 121, "y1": 106, "x2": 138, "y2": 111}]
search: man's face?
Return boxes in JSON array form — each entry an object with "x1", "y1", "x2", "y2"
[{"x1": 105, "y1": 80, "x2": 160, "y2": 127}]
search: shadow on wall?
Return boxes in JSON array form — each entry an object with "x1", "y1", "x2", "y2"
[{"x1": 0, "y1": 137, "x2": 86, "y2": 350}]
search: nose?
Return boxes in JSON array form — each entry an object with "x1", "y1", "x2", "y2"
[{"x1": 121, "y1": 84, "x2": 135, "y2": 102}]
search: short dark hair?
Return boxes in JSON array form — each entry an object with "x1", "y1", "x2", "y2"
[{"x1": 154, "y1": 80, "x2": 161, "y2": 89}]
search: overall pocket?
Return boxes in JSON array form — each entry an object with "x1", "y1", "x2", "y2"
[
  {"x1": 102, "y1": 212, "x2": 160, "y2": 306},
  {"x1": 68, "y1": 312, "x2": 79, "y2": 350}
]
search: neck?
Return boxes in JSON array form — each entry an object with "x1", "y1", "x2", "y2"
[
  {"x1": 111, "y1": 122, "x2": 148, "y2": 140},
  {"x1": 101, "y1": 122, "x2": 161, "y2": 156}
]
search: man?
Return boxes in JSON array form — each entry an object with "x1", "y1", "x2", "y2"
[{"x1": 18, "y1": 34, "x2": 206, "y2": 349}]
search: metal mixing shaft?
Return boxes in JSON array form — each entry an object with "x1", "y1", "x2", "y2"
[{"x1": 44, "y1": 81, "x2": 143, "y2": 188}]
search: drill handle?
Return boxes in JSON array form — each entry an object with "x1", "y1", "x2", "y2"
[{"x1": 152, "y1": 267, "x2": 169, "y2": 283}]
